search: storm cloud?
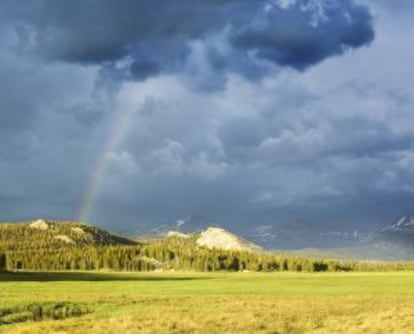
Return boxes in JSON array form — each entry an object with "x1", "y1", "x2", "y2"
[
  {"x1": 8, "y1": 0, "x2": 374, "y2": 78},
  {"x1": 0, "y1": 0, "x2": 413, "y2": 237}
]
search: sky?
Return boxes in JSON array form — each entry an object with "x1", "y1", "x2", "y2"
[{"x1": 0, "y1": 0, "x2": 413, "y2": 232}]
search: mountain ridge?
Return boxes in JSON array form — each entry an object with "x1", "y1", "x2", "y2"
[{"x1": 380, "y1": 214, "x2": 414, "y2": 234}]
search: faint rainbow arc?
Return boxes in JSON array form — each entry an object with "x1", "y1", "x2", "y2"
[{"x1": 77, "y1": 108, "x2": 136, "y2": 224}]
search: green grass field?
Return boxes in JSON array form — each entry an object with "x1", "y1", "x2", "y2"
[{"x1": 1, "y1": 271, "x2": 414, "y2": 333}]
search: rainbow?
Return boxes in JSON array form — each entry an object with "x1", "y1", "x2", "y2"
[{"x1": 77, "y1": 107, "x2": 136, "y2": 224}]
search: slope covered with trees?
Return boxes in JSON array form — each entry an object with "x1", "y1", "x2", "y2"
[{"x1": 0, "y1": 219, "x2": 136, "y2": 251}]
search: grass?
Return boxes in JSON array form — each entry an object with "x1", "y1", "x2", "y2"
[{"x1": 1, "y1": 271, "x2": 414, "y2": 333}]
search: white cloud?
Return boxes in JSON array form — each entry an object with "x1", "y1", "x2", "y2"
[
  {"x1": 188, "y1": 152, "x2": 228, "y2": 179},
  {"x1": 107, "y1": 151, "x2": 139, "y2": 175},
  {"x1": 147, "y1": 139, "x2": 186, "y2": 176}
]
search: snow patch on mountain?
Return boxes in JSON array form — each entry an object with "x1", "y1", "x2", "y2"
[{"x1": 381, "y1": 215, "x2": 414, "y2": 234}]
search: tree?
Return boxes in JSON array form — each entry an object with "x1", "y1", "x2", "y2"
[{"x1": 0, "y1": 252, "x2": 5, "y2": 271}]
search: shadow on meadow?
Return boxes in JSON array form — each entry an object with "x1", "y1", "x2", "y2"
[{"x1": 0, "y1": 271, "x2": 211, "y2": 282}]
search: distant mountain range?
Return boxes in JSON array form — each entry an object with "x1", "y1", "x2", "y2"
[
  {"x1": 134, "y1": 214, "x2": 414, "y2": 261},
  {"x1": 135, "y1": 215, "x2": 372, "y2": 250},
  {"x1": 368, "y1": 214, "x2": 414, "y2": 258},
  {"x1": 246, "y1": 221, "x2": 372, "y2": 250},
  {"x1": 134, "y1": 215, "x2": 221, "y2": 237},
  {"x1": 290, "y1": 215, "x2": 414, "y2": 261}
]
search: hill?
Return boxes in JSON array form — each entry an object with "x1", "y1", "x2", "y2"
[{"x1": 0, "y1": 219, "x2": 137, "y2": 251}]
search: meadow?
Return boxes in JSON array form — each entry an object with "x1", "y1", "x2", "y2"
[{"x1": 1, "y1": 271, "x2": 414, "y2": 333}]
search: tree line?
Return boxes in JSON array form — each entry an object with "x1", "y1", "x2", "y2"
[{"x1": 2, "y1": 235, "x2": 414, "y2": 273}]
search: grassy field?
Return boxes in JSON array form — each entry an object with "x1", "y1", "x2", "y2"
[{"x1": 1, "y1": 271, "x2": 414, "y2": 333}]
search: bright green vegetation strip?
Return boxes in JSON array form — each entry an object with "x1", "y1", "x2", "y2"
[
  {"x1": 1, "y1": 271, "x2": 414, "y2": 333},
  {"x1": 0, "y1": 272, "x2": 414, "y2": 334}
]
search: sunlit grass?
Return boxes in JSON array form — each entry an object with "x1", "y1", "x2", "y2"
[{"x1": 1, "y1": 271, "x2": 414, "y2": 333}]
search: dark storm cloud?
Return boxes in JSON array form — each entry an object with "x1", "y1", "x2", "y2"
[
  {"x1": 129, "y1": 60, "x2": 162, "y2": 80},
  {"x1": 231, "y1": 0, "x2": 375, "y2": 69},
  {"x1": 9, "y1": 0, "x2": 374, "y2": 78}
]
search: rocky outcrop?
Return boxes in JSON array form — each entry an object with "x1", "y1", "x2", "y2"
[{"x1": 196, "y1": 227, "x2": 262, "y2": 252}]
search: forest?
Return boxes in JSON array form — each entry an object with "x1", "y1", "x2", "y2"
[{"x1": 1, "y1": 221, "x2": 414, "y2": 273}]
